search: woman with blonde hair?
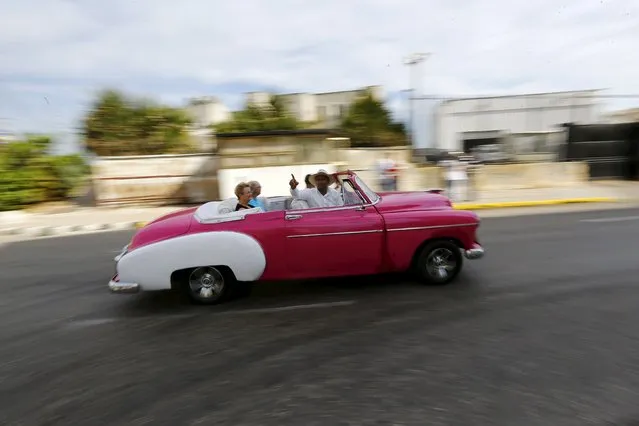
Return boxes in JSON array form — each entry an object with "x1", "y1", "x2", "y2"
[{"x1": 234, "y1": 182, "x2": 252, "y2": 211}]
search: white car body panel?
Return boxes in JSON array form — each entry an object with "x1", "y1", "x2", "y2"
[{"x1": 117, "y1": 231, "x2": 267, "y2": 290}]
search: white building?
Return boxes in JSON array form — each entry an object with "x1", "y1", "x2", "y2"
[
  {"x1": 434, "y1": 89, "x2": 603, "y2": 152},
  {"x1": 245, "y1": 86, "x2": 384, "y2": 128},
  {"x1": 185, "y1": 96, "x2": 231, "y2": 128}
]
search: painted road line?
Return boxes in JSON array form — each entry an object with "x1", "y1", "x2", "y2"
[
  {"x1": 580, "y1": 215, "x2": 639, "y2": 223},
  {"x1": 62, "y1": 301, "x2": 357, "y2": 330},
  {"x1": 220, "y1": 300, "x2": 357, "y2": 314}
]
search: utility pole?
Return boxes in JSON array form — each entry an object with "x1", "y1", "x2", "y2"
[{"x1": 403, "y1": 53, "x2": 430, "y2": 149}]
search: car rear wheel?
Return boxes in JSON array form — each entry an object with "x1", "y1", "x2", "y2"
[
  {"x1": 186, "y1": 266, "x2": 232, "y2": 305},
  {"x1": 415, "y1": 240, "x2": 463, "y2": 285}
]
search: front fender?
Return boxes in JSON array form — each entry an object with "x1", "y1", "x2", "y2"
[{"x1": 117, "y1": 231, "x2": 266, "y2": 291}]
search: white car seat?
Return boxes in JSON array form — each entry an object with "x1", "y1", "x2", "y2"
[
  {"x1": 290, "y1": 199, "x2": 310, "y2": 210},
  {"x1": 217, "y1": 197, "x2": 239, "y2": 214}
]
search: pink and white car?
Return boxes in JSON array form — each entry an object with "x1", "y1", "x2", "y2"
[{"x1": 108, "y1": 171, "x2": 484, "y2": 304}]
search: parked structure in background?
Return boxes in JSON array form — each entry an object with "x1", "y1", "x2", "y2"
[
  {"x1": 245, "y1": 86, "x2": 384, "y2": 128},
  {"x1": 560, "y1": 122, "x2": 639, "y2": 181},
  {"x1": 434, "y1": 89, "x2": 603, "y2": 152},
  {"x1": 184, "y1": 96, "x2": 232, "y2": 151},
  {"x1": 185, "y1": 96, "x2": 231, "y2": 129}
]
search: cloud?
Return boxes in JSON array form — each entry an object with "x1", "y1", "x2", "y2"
[{"x1": 1, "y1": 0, "x2": 638, "y2": 146}]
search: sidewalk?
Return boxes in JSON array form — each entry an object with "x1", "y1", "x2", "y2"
[
  {"x1": 0, "y1": 206, "x2": 187, "y2": 237},
  {"x1": 1, "y1": 182, "x2": 637, "y2": 238},
  {"x1": 453, "y1": 182, "x2": 637, "y2": 210}
]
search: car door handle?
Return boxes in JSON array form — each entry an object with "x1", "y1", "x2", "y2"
[{"x1": 286, "y1": 214, "x2": 302, "y2": 220}]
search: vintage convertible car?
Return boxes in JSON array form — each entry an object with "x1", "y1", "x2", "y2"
[{"x1": 108, "y1": 171, "x2": 484, "y2": 304}]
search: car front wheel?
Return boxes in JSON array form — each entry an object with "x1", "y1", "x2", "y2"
[
  {"x1": 415, "y1": 240, "x2": 463, "y2": 285},
  {"x1": 185, "y1": 266, "x2": 232, "y2": 305}
]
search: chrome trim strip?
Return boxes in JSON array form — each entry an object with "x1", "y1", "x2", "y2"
[
  {"x1": 114, "y1": 245, "x2": 129, "y2": 262},
  {"x1": 287, "y1": 229, "x2": 384, "y2": 239},
  {"x1": 387, "y1": 223, "x2": 477, "y2": 232}
]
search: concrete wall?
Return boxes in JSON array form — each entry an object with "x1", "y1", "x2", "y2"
[
  {"x1": 472, "y1": 162, "x2": 588, "y2": 191},
  {"x1": 217, "y1": 135, "x2": 345, "y2": 169},
  {"x1": 91, "y1": 154, "x2": 219, "y2": 205},
  {"x1": 91, "y1": 151, "x2": 591, "y2": 206},
  {"x1": 394, "y1": 161, "x2": 589, "y2": 192}
]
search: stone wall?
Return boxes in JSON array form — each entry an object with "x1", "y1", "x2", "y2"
[
  {"x1": 91, "y1": 154, "x2": 219, "y2": 205},
  {"x1": 91, "y1": 150, "x2": 591, "y2": 206},
  {"x1": 394, "y1": 161, "x2": 589, "y2": 192}
]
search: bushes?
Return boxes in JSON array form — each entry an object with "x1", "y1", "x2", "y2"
[
  {"x1": 0, "y1": 137, "x2": 90, "y2": 211},
  {"x1": 82, "y1": 90, "x2": 196, "y2": 156}
]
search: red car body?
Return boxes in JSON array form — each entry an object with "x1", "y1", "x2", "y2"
[{"x1": 110, "y1": 171, "x2": 484, "y2": 304}]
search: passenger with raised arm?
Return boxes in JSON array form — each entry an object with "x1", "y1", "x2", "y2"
[
  {"x1": 234, "y1": 182, "x2": 253, "y2": 211},
  {"x1": 289, "y1": 169, "x2": 344, "y2": 208}
]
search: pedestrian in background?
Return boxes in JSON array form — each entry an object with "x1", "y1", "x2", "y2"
[{"x1": 376, "y1": 153, "x2": 398, "y2": 191}]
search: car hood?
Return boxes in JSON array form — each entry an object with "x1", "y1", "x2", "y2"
[
  {"x1": 374, "y1": 191, "x2": 452, "y2": 214},
  {"x1": 128, "y1": 207, "x2": 197, "y2": 250}
]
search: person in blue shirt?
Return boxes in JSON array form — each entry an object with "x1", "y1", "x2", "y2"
[{"x1": 247, "y1": 180, "x2": 268, "y2": 211}]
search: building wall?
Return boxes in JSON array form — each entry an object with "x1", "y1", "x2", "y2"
[
  {"x1": 279, "y1": 93, "x2": 317, "y2": 122},
  {"x1": 435, "y1": 90, "x2": 602, "y2": 152},
  {"x1": 245, "y1": 91, "x2": 272, "y2": 107},
  {"x1": 244, "y1": 85, "x2": 384, "y2": 128},
  {"x1": 186, "y1": 97, "x2": 231, "y2": 128}
]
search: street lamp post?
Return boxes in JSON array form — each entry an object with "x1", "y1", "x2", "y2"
[{"x1": 403, "y1": 53, "x2": 430, "y2": 149}]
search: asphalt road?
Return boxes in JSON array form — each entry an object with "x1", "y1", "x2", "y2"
[{"x1": 2, "y1": 207, "x2": 639, "y2": 426}]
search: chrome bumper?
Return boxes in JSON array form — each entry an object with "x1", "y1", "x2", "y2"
[
  {"x1": 464, "y1": 244, "x2": 485, "y2": 260},
  {"x1": 110, "y1": 244, "x2": 139, "y2": 293},
  {"x1": 108, "y1": 278, "x2": 140, "y2": 294}
]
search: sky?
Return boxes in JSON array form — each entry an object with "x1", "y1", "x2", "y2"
[{"x1": 1, "y1": 0, "x2": 638, "y2": 153}]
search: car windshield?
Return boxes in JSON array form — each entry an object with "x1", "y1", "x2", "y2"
[{"x1": 354, "y1": 175, "x2": 380, "y2": 204}]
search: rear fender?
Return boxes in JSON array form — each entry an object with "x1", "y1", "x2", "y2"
[{"x1": 117, "y1": 231, "x2": 266, "y2": 291}]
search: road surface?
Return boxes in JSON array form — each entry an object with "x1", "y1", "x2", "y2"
[{"x1": 1, "y1": 208, "x2": 639, "y2": 425}]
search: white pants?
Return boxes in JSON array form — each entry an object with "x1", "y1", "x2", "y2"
[{"x1": 448, "y1": 179, "x2": 468, "y2": 202}]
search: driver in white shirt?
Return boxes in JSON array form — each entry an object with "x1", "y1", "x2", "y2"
[{"x1": 289, "y1": 169, "x2": 344, "y2": 208}]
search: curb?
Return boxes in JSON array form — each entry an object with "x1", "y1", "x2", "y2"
[
  {"x1": 453, "y1": 197, "x2": 618, "y2": 210},
  {"x1": 0, "y1": 198, "x2": 623, "y2": 238},
  {"x1": 0, "y1": 222, "x2": 143, "y2": 238}
]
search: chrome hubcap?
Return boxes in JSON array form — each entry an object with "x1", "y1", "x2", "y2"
[
  {"x1": 189, "y1": 267, "x2": 224, "y2": 300},
  {"x1": 426, "y1": 248, "x2": 457, "y2": 280}
]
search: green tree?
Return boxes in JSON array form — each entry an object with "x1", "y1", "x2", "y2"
[
  {"x1": 340, "y1": 90, "x2": 408, "y2": 147},
  {"x1": 0, "y1": 136, "x2": 90, "y2": 211},
  {"x1": 214, "y1": 95, "x2": 304, "y2": 133},
  {"x1": 81, "y1": 89, "x2": 194, "y2": 156}
]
